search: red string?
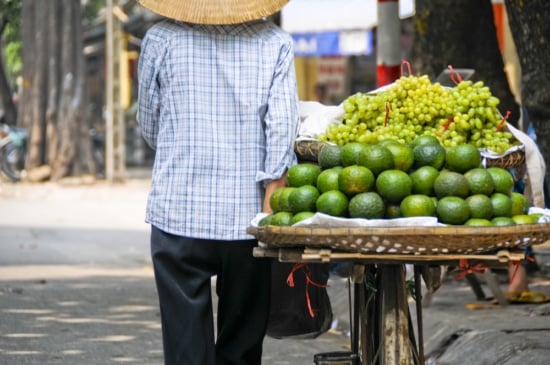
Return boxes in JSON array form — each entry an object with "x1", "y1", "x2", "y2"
[
  {"x1": 286, "y1": 263, "x2": 329, "y2": 318},
  {"x1": 401, "y1": 59, "x2": 412, "y2": 76},
  {"x1": 510, "y1": 260, "x2": 521, "y2": 283},
  {"x1": 454, "y1": 259, "x2": 487, "y2": 280},
  {"x1": 448, "y1": 65, "x2": 462, "y2": 85},
  {"x1": 509, "y1": 253, "x2": 536, "y2": 284},
  {"x1": 497, "y1": 110, "x2": 511, "y2": 131}
]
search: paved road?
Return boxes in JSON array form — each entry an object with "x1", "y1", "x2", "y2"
[
  {"x1": 0, "y1": 177, "x2": 351, "y2": 365},
  {"x1": 2, "y1": 175, "x2": 550, "y2": 365}
]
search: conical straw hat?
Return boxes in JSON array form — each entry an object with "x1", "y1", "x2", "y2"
[{"x1": 137, "y1": 0, "x2": 289, "y2": 25}]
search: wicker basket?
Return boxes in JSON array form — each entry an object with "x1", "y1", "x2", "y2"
[
  {"x1": 247, "y1": 223, "x2": 550, "y2": 255},
  {"x1": 483, "y1": 148, "x2": 525, "y2": 169},
  {"x1": 294, "y1": 140, "x2": 526, "y2": 170},
  {"x1": 295, "y1": 139, "x2": 327, "y2": 163}
]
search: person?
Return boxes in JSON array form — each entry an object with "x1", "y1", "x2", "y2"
[
  {"x1": 505, "y1": 121, "x2": 542, "y2": 300},
  {"x1": 135, "y1": 0, "x2": 300, "y2": 364},
  {"x1": 314, "y1": 83, "x2": 329, "y2": 104}
]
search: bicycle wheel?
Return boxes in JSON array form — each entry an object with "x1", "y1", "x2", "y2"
[{"x1": 0, "y1": 142, "x2": 25, "y2": 182}]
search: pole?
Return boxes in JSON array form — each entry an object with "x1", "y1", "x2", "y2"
[
  {"x1": 377, "y1": 0, "x2": 401, "y2": 87},
  {"x1": 105, "y1": 0, "x2": 126, "y2": 182}
]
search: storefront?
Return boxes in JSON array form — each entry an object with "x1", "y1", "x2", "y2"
[{"x1": 281, "y1": 0, "x2": 415, "y2": 104}]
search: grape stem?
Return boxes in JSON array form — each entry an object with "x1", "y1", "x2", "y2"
[
  {"x1": 384, "y1": 102, "x2": 392, "y2": 126},
  {"x1": 440, "y1": 115, "x2": 455, "y2": 134}
]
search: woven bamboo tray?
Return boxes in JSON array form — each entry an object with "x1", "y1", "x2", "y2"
[
  {"x1": 247, "y1": 223, "x2": 550, "y2": 255},
  {"x1": 483, "y1": 148, "x2": 525, "y2": 169},
  {"x1": 294, "y1": 140, "x2": 525, "y2": 170}
]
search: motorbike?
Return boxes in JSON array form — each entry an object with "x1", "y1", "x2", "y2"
[
  {"x1": 0, "y1": 124, "x2": 106, "y2": 182},
  {"x1": 0, "y1": 123, "x2": 28, "y2": 182}
]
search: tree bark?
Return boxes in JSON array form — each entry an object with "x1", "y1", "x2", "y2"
[
  {"x1": 27, "y1": 0, "x2": 49, "y2": 169},
  {"x1": 45, "y1": 1, "x2": 61, "y2": 167},
  {"x1": 17, "y1": 0, "x2": 34, "y2": 131},
  {"x1": 18, "y1": 0, "x2": 92, "y2": 180},
  {"x1": 505, "y1": 0, "x2": 550, "y2": 206},
  {"x1": 411, "y1": 0, "x2": 520, "y2": 126}
]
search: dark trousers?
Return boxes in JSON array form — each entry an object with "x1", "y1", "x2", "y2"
[{"x1": 150, "y1": 225, "x2": 272, "y2": 365}]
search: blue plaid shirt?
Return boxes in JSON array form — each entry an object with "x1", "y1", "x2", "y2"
[{"x1": 137, "y1": 19, "x2": 300, "y2": 240}]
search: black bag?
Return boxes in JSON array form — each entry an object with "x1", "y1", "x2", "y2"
[{"x1": 266, "y1": 262, "x2": 333, "y2": 339}]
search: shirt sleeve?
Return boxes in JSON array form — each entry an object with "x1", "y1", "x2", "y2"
[
  {"x1": 136, "y1": 33, "x2": 164, "y2": 150},
  {"x1": 257, "y1": 38, "x2": 300, "y2": 186}
]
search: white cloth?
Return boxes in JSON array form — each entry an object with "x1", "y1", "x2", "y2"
[
  {"x1": 505, "y1": 123, "x2": 546, "y2": 208},
  {"x1": 251, "y1": 212, "x2": 440, "y2": 228},
  {"x1": 298, "y1": 101, "x2": 344, "y2": 140}
]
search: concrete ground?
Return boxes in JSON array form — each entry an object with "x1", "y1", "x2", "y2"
[{"x1": 1, "y1": 173, "x2": 550, "y2": 364}]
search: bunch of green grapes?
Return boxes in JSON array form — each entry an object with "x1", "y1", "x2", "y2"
[
  {"x1": 438, "y1": 80, "x2": 517, "y2": 154},
  {"x1": 319, "y1": 75, "x2": 453, "y2": 145},
  {"x1": 318, "y1": 75, "x2": 518, "y2": 155}
]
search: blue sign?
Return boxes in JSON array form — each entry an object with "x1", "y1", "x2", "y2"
[{"x1": 291, "y1": 30, "x2": 373, "y2": 57}]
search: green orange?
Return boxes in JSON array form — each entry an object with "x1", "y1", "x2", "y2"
[
  {"x1": 376, "y1": 169, "x2": 413, "y2": 204},
  {"x1": 512, "y1": 214, "x2": 537, "y2": 225},
  {"x1": 356, "y1": 144, "x2": 394, "y2": 175},
  {"x1": 400, "y1": 194, "x2": 436, "y2": 217},
  {"x1": 436, "y1": 196, "x2": 470, "y2": 225},
  {"x1": 433, "y1": 170, "x2": 470, "y2": 198},
  {"x1": 384, "y1": 142, "x2": 415, "y2": 172},
  {"x1": 341, "y1": 142, "x2": 369, "y2": 166},
  {"x1": 348, "y1": 192, "x2": 385, "y2": 219},
  {"x1": 445, "y1": 144, "x2": 481, "y2": 173},
  {"x1": 410, "y1": 135, "x2": 441, "y2": 149},
  {"x1": 409, "y1": 166, "x2": 439, "y2": 196},
  {"x1": 464, "y1": 168, "x2": 494, "y2": 196},
  {"x1": 491, "y1": 192, "x2": 513, "y2": 217},
  {"x1": 464, "y1": 218, "x2": 493, "y2": 226},
  {"x1": 510, "y1": 192, "x2": 530, "y2": 216},
  {"x1": 288, "y1": 185, "x2": 320, "y2": 214},
  {"x1": 287, "y1": 163, "x2": 321, "y2": 187},
  {"x1": 270, "y1": 211, "x2": 294, "y2": 226},
  {"x1": 290, "y1": 211, "x2": 316, "y2": 225},
  {"x1": 338, "y1": 165, "x2": 375, "y2": 196},
  {"x1": 413, "y1": 142, "x2": 446, "y2": 170},
  {"x1": 316, "y1": 167, "x2": 342, "y2": 193},
  {"x1": 486, "y1": 167, "x2": 515, "y2": 194},
  {"x1": 274, "y1": 187, "x2": 297, "y2": 213},
  {"x1": 316, "y1": 190, "x2": 349, "y2": 217},
  {"x1": 465, "y1": 194, "x2": 494, "y2": 220},
  {"x1": 318, "y1": 144, "x2": 343, "y2": 169}
]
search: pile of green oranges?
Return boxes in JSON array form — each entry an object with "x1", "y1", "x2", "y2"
[{"x1": 260, "y1": 136, "x2": 539, "y2": 227}]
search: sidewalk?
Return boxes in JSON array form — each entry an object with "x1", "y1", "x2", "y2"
[{"x1": 1, "y1": 175, "x2": 550, "y2": 364}]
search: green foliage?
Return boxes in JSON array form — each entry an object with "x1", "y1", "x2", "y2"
[
  {"x1": 83, "y1": 0, "x2": 105, "y2": 25},
  {"x1": 1, "y1": 0, "x2": 22, "y2": 87},
  {"x1": 4, "y1": 40, "x2": 21, "y2": 79}
]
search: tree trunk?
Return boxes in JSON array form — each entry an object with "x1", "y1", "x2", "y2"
[
  {"x1": 27, "y1": 0, "x2": 49, "y2": 169},
  {"x1": 18, "y1": 0, "x2": 93, "y2": 180},
  {"x1": 17, "y1": 0, "x2": 34, "y2": 131},
  {"x1": 45, "y1": 1, "x2": 62, "y2": 168},
  {"x1": 411, "y1": 0, "x2": 520, "y2": 126},
  {"x1": 505, "y1": 0, "x2": 550, "y2": 206}
]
